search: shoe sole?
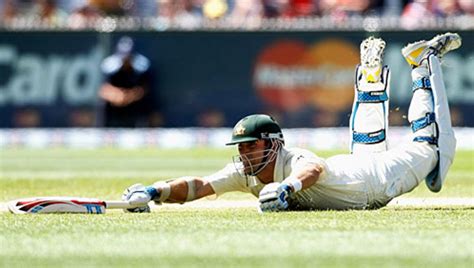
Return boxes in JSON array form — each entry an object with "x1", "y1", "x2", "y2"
[
  {"x1": 402, "y1": 33, "x2": 461, "y2": 66},
  {"x1": 360, "y1": 37, "x2": 386, "y2": 68}
]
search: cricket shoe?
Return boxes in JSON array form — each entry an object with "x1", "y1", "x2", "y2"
[
  {"x1": 360, "y1": 36, "x2": 386, "y2": 83},
  {"x1": 401, "y1": 32, "x2": 462, "y2": 67}
]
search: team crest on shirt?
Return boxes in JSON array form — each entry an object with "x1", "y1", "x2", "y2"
[{"x1": 234, "y1": 124, "x2": 246, "y2": 135}]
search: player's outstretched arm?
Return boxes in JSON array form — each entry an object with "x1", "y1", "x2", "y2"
[
  {"x1": 122, "y1": 177, "x2": 216, "y2": 212},
  {"x1": 161, "y1": 177, "x2": 215, "y2": 203}
]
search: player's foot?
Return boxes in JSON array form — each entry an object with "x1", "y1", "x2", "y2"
[
  {"x1": 360, "y1": 36, "x2": 386, "y2": 83},
  {"x1": 401, "y1": 32, "x2": 462, "y2": 67}
]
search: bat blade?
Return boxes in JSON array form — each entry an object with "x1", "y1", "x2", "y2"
[{"x1": 7, "y1": 197, "x2": 132, "y2": 214}]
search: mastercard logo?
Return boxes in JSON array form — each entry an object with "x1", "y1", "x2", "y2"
[{"x1": 253, "y1": 39, "x2": 359, "y2": 112}]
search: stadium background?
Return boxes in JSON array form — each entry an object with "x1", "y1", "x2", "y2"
[
  {"x1": 1, "y1": 3, "x2": 473, "y2": 268},
  {"x1": 0, "y1": 0, "x2": 473, "y2": 148}
]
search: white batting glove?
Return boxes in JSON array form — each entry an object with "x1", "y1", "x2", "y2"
[
  {"x1": 122, "y1": 183, "x2": 158, "y2": 213},
  {"x1": 258, "y1": 182, "x2": 292, "y2": 213}
]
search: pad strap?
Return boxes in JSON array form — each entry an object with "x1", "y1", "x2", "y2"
[
  {"x1": 357, "y1": 91, "x2": 388, "y2": 103},
  {"x1": 352, "y1": 129, "x2": 386, "y2": 144},
  {"x1": 413, "y1": 136, "x2": 437, "y2": 145},
  {"x1": 412, "y1": 77, "x2": 431, "y2": 92},
  {"x1": 411, "y1": 112, "x2": 436, "y2": 132}
]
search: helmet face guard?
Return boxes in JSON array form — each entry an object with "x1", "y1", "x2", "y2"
[
  {"x1": 227, "y1": 114, "x2": 285, "y2": 177},
  {"x1": 232, "y1": 139, "x2": 283, "y2": 177}
]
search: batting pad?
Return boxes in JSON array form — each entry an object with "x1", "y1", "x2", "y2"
[
  {"x1": 427, "y1": 55, "x2": 456, "y2": 192},
  {"x1": 350, "y1": 65, "x2": 390, "y2": 154}
]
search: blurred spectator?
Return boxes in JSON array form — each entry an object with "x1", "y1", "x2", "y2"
[
  {"x1": 229, "y1": 0, "x2": 263, "y2": 19},
  {"x1": 99, "y1": 36, "x2": 157, "y2": 127},
  {"x1": 382, "y1": 0, "x2": 408, "y2": 16},
  {"x1": 54, "y1": 0, "x2": 88, "y2": 13},
  {"x1": 433, "y1": 0, "x2": 463, "y2": 17},
  {"x1": 401, "y1": 0, "x2": 434, "y2": 29},
  {"x1": 28, "y1": 0, "x2": 68, "y2": 26},
  {"x1": 157, "y1": 0, "x2": 202, "y2": 28},
  {"x1": 291, "y1": 0, "x2": 320, "y2": 17},
  {"x1": 277, "y1": 0, "x2": 320, "y2": 17},
  {"x1": 0, "y1": 0, "x2": 471, "y2": 28},
  {"x1": 459, "y1": 0, "x2": 474, "y2": 14},
  {"x1": 89, "y1": 0, "x2": 127, "y2": 16},
  {"x1": 68, "y1": 0, "x2": 103, "y2": 28},
  {"x1": 262, "y1": 0, "x2": 296, "y2": 18},
  {"x1": 262, "y1": 0, "x2": 284, "y2": 18},
  {"x1": 227, "y1": 0, "x2": 263, "y2": 27},
  {"x1": 157, "y1": 0, "x2": 172, "y2": 17},
  {"x1": 130, "y1": 0, "x2": 158, "y2": 17},
  {"x1": 319, "y1": 0, "x2": 384, "y2": 19},
  {"x1": 0, "y1": 0, "x2": 20, "y2": 23}
]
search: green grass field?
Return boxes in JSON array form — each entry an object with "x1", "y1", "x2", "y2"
[{"x1": 0, "y1": 148, "x2": 473, "y2": 267}]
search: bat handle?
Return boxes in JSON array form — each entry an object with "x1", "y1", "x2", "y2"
[{"x1": 105, "y1": 201, "x2": 136, "y2": 209}]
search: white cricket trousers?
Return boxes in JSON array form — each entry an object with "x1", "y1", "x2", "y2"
[
  {"x1": 338, "y1": 56, "x2": 454, "y2": 208},
  {"x1": 325, "y1": 142, "x2": 437, "y2": 209}
]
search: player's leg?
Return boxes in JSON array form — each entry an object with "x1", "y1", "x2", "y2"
[
  {"x1": 350, "y1": 36, "x2": 390, "y2": 154},
  {"x1": 402, "y1": 32, "x2": 461, "y2": 192}
]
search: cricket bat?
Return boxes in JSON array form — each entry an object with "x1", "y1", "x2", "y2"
[{"x1": 7, "y1": 197, "x2": 136, "y2": 214}]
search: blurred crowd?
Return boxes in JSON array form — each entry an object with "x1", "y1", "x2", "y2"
[{"x1": 1, "y1": 0, "x2": 473, "y2": 28}]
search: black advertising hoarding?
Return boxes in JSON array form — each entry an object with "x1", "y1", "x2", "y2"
[{"x1": 0, "y1": 30, "x2": 472, "y2": 127}]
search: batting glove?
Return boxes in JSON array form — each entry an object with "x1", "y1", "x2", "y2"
[
  {"x1": 122, "y1": 183, "x2": 158, "y2": 213},
  {"x1": 258, "y1": 182, "x2": 292, "y2": 213}
]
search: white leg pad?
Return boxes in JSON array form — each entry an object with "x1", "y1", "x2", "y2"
[
  {"x1": 428, "y1": 55, "x2": 456, "y2": 192},
  {"x1": 350, "y1": 65, "x2": 390, "y2": 154}
]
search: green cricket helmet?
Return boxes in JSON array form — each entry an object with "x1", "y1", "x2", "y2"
[
  {"x1": 226, "y1": 114, "x2": 284, "y2": 146},
  {"x1": 227, "y1": 114, "x2": 284, "y2": 177}
]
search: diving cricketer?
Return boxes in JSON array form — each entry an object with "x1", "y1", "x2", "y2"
[{"x1": 122, "y1": 32, "x2": 461, "y2": 212}]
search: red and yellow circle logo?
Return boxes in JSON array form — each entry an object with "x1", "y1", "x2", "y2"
[{"x1": 253, "y1": 39, "x2": 359, "y2": 113}]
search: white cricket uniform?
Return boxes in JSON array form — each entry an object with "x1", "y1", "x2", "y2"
[
  {"x1": 206, "y1": 56, "x2": 452, "y2": 210},
  {"x1": 205, "y1": 143, "x2": 437, "y2": 210}
]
